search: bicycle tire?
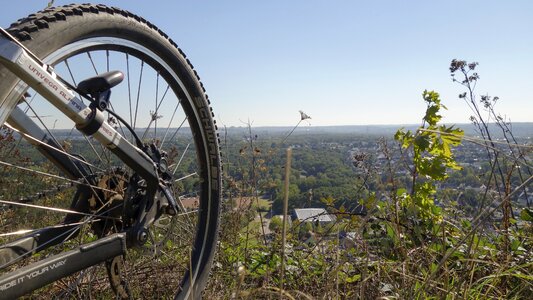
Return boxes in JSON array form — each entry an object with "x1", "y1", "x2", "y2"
[{"x1": 0, "y1": 4, "x2": 221, "y2": 299}]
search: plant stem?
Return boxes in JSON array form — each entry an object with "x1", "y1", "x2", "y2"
[{"x1": 280, "y1": 147, "x2": 292, "y2": 298}]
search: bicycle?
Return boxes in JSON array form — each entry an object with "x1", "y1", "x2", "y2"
[{"x1": 0, "y1": 4, "x2": 221, "y2": 299}]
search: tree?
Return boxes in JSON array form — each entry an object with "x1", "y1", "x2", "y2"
[{"x1": 269, "y1": 215, "x2": 283, "y2": 232}]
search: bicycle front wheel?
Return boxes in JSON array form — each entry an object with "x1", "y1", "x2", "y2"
[{"x1": 0, "y1": 4, "x2": 221, "y2": 299}]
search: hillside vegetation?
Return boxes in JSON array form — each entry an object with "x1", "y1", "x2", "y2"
[
  {"x1": 205, "y1": 60, "x2": 532, "y2": 299},
  {"x1": 1, "y1": 59, "x2": 531, "y2": 299}
]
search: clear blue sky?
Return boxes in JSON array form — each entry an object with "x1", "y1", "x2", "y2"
[{"x1": 2, "y1": 1, "x2": 532, "y2": 126}]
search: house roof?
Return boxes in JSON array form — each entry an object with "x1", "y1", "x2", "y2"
[
  {"x1": 179, "y1": 197, "x2": 199, "y2": 209},
  {"x1": 292, "y1": 208, "x2": 335, "y2": 223}
]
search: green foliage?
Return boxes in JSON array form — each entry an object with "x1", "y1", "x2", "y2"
[
  {"x1": 520, "y1": 208, "x2": 533, "y2": 222},
  {"x1": 268, "y1": 215, "x2": 283, "y2": 232},
  {"x1": 394, "y1": 90, "x2": 463, "y2": 223},
  {"x1": 206, "y1": 62, "x2": 533, "y2": 299}
]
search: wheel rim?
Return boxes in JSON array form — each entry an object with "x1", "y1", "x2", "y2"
[{"x1": 0, "y1": 36, "x2": 216, "y2": 298}]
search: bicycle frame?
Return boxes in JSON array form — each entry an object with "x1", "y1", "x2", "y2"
[
  {"x1": 0, "y1": 27, "x2": 158, "y2": 182},
  {"x1": 0, "y1": 234, "x2": 126, "y2": 298},
  {"x1": 0, "y1": 27, "x2": 169, "y2": 297}
]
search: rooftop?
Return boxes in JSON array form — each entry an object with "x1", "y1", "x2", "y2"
[{"x1": 292, "y1": 208, "x2": 335, "y2": 223}]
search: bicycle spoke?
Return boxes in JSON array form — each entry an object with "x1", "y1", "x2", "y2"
[
  {"x1": 16, "y1": 101, "x2": 115, "y2": 210},
  {"x1": 154, "y1": 73, "x2": 159, "y2": 139},
  {"x1": 167, "y1": 116, "x2": 188, "y2": 147},
  {"x1": 106, "y1": 50, "x2": 110, "y2": 72},
  {"x1": 133, "y1": 61, "x2": 144, "y2": 130},
  {"x1": 126, "y1": 53, "x2": 133, "y2": 130},
  {"x1": 63, "y1": 58, "x2": 78, "y2": 85},
  {"x1": 0, "y1": 200, "x2": 120, "y2": 220},
  {"x1": 107, "y1": 102, "x2": 128, "y2": 139},
  {"x1": 63, "y1": 58, "x2": 91, "y2": 107},
  {"x1": 87, "y1": 51, "x2": 99, "y2": 75},
  {"x1": 4, "y1": 124, "x2": 100, "y2": 171},
  {"x1": 172, "y1": 143, "x2": 191, "y2": 175},
  {"x1": 81, "y1": 134, "x2": 106, "y2": 165},
  {"x1": 0, "y1": 198, "x2": 125, "y2": 271},
  {"x1": 160, "y1": 101, "x2": 182, "y2": 149},
  {"x1": 0, "y1": 5, "x2": 221, "y2": 297},
  {"x1": 174, "y1": 172, "x2": 198, "y2": 182},
  {"x1": 0, "y1": 161, "x2": 117, "y2": 194},
  {"x1": 0, "y1": 221, "x2": 102, "y2": 238},
  {"x1": 142, "y1": 80, "x2": 170, "y2": 140}
]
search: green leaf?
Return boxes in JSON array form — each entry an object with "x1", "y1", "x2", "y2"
[
  {"x1": 396, "y1": 188, "x2": 408, "y2": 198},
  {"x1": 461, "y1": 220, "x2": 471, "y2": 229},
  {"x1": 511, "y1": 239, "x2": 521, "y2": 251},
  {"x1": 345, "y1": 274, "x2": 361, "y2": 283},
  {"x1": 414, "y1": 135, "x2": 430, "y2": 150},
  {"x1": 424, "y1": 105, "x2": 442, "y2": 125},
  {"x1": 440, "y1": 125, "x2": 464, "y2": 146},
  {"x1": 520, "y1": 208, "x2": 533, "y2": 222},
  {"x1": 430, "y1": 263, "x2": 438, "y2": 274}
]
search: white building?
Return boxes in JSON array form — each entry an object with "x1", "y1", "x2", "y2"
[{"x1": 292, "y1": 208, "x2": 335, "y2": 225}]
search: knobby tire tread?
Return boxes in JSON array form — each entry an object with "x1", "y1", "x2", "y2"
[{"x1": 1, "y1": 4, "x2": 222, "y2": 299}]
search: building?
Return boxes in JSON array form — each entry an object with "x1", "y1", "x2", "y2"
[{"x1": 292, "y1": 208, "x2": 335, "y2": 225}]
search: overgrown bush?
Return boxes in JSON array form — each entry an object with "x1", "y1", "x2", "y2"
[{"x1": 206, "y1": 60, "x2": 532, "y2": 299}]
